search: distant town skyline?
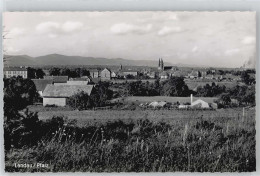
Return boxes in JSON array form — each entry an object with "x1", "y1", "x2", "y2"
[{"x1": 4, "y1": 11, "x2": 256, "y2": 68}]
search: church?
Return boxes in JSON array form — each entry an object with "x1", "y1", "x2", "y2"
[{"x1": 158, "y1": 58, "x2": 178, "y2": 71}]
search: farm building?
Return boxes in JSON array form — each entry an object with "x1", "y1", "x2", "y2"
[
  {"x1": 4, "y1": 67, "x2": 28, "y2": 79},
  {"x1": 42, "y1": 84, "x2": 94, "y2": 106},
  {"x1": 89, "y1": 69, "x2": 100, "y2": 78},
  {"x1": 149, "y1": 101, "x2": 167, "y2": 108},
  {"x1": 191, "y1": 99, "x2": 210, "y2": 108},
  {"x1": 111, "y1": 71, "x2": 117, "y2": 78},
  {"x1": 101, "y1": 68, "x2": 111, "y2": 80},
  {"x1": 44, "y1": 76, "x2": 68, "y2": 83},
  {"x1": 32, "y1": 79, "x2": 53, "y2": 96}
]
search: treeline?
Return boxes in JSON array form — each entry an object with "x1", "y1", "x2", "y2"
[
  {"x1": 120, "y1": 77, "x2": 193, "y2": 97},
  {"x1": 49, "y1": 67, "x2": 90, "y2": 78},
  {"x1": 27, "y1": 67, "x2": 45, "y2": 79},
  {"x1": 206, "y1": 68, "x2": 255, "y2": 75},
  {"x1": 112, "y1": 77, "x2": 255, "y2": 106},
  {"x1": 67, "y1": 82, "x2": 113, "y2": 110}
]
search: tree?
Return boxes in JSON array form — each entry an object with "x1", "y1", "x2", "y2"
[
  {"x1": 4, "y1": 77, "x2": 39, "y2": 120},
  {"x1": 160, "y1": 77, "x2": 191, "y2": 97},
  {"x1": 35, "y1": 68, "x2": 45, "y2": 78},
  {"x1": 67, "y1": 91, "x2": 92, "y2": 110},
  {"x1": 49, "y1": 67, "x2": 61, "y2": 76},
  {"x1": 241, "y1": 71, "x2": 255, "y2": 85},
  {"x1": 27, "y1": 67, "x2": 45, "y2": 79},
  {"x1": 90, "y1": 82, "x2": 113, "y2": 107},
  {"x1": 220, "y1": 94, "x2": 231, "y2": 105}
]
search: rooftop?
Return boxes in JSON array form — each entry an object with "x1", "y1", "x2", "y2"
[
  {"x1": 32, "y1": 79, "x2": 53, "y2": 91},
  {"x1": 4, "y1": 67, "x2": 27, "y2": 71},
  {"x1": 43, "y1": 84, "x2": 94, "y2": 97}
]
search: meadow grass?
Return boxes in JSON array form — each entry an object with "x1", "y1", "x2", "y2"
[{"x1": 5, "y1": 108, "x2": 255, "y2": 172}]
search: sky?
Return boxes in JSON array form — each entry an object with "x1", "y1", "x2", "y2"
[{"x1": 3, "y1": 11, "x2": 256, "y2": 68}]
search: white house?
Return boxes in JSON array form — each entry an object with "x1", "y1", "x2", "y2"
[
  {"x1": 191, "y1": 99, "x2": 210, "y2": 108},
  {"x1": 4, "y1": 67, "x2": 28, "y2": 79}
]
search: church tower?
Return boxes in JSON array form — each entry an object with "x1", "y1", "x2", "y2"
[
  {"x1": 158, "y1": 58, "x2": 161, "y2": 70},
  {"x1": 161, "y1": 58, "x2": 164, "y2": 70},
  {"x1": 158, "y1": 58, "x2": 164, "y2": 70}
]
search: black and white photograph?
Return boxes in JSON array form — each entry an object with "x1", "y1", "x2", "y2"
[{"x1": 3, "y1": 11, "x2": 256, "y2": 172}]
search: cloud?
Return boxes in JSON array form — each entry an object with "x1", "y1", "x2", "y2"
[
  {"x1": 111, "y1": 23, "x2": 152, "y2": 35},
  {"x1": 36, "y1": 21, "x2": 83, "y2": 36},
  {"x1": 9, "y1": 27, "x2": 25, "y2": 37},
  {"x1": 225, "y1": 48, "x2": 240, "y2": 56},
  {"x1": 157, "y1": 26, "x2": 181, "y2": 36},
  {"x1": 39, "y1": 12, "x2": 54, "y2": 17},
  {"x1": 36, "y1": 21, "x2": 60, "y2": 34},
  {"x1": 61, "y1": 21, "x2": 84, "y2": 32},
  {"x1": 241, "y1": 36, "x2": 255, "y2": 45},
  {"x1": 192, "y1": 46, "x2": 198, "y2": 52},
  {"x1": 48, "y1": 34, "x2": 58, "y2": 38},
  {"x1": 6, "y1": 46, "x2": 20, "y2": 53},
  {"x1": 168, "y1": 14, "x2": 179, "y2": 21}
]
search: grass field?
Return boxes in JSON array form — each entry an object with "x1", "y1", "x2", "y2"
[
  {"x1": 29, "y1": 107, "x2": 254, "y2": 127},
  {"x1": 6, "y1": 107, "x2": 256, "y2": 172}
]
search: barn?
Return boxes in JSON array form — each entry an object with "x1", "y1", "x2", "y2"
[
  {"x1": 42, "y1": 84, "x2": 94, "y2": 106},
  {"x1": 32, "y1": 79, "x2": 53, "y2": 97}
]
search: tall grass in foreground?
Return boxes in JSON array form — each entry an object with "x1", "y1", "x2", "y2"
[{"x1": 5, "y1": 113, "x2": 255, "y2": 172}]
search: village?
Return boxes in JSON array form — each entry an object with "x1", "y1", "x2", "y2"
[{"x1": 3, "y1": 57, "x2": 254, "y2": 111}]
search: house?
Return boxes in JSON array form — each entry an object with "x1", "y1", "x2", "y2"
[
  {"x1": 43, "y1": 76, "x2": 68, "y2": 83},
  {"x1": 32, "y1": 79, "x2": 53, "y2": 97},
  {"x1": 89, "y1": 69, "x2": 100, "y2": 78},
  {"x1": 4, "y1": 67, "x2": 28, "y2": 79},
  {"x1": 111, "y1": 71, "x2": 117, "y2": 79},
  {"x1": 147, "y1": 72, "x2": 156, "y2": 79},
  {"x1": 42, "y1": 84, "x2": 94, "y2": 106},
  {"x1": 191, "y1": 99, "x2": 210, "y2": 108},
  {"x1": 121, "y1": 71, "x2": 138, "y2": 77},
  {"x1": 159, "y1": 71, "x2": 169, "y2": 79},
  {"x1": 188, "y1": 70, "x2": 199, "y2": 79},
  {"x1": 171, "y1": 70, "x2": 188, "y2": 77},
  {"x1": 164, "y1": 66, "x2": 178, "y2": 71},
  {"x1": 101, "y1": 68, "x2": 111, "y2": 80}
]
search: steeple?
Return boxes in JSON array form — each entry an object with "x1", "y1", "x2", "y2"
[
  {"x1": 158, "y1": 58, "x2": 161, "y2": 68},
  {"x1": 161, "y1": 58, "x2": 164, "y2": 70}
]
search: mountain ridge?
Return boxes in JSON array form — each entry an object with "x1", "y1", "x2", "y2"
[{"x1": 4, "y1": 54, "x2": 173, "y2": 67}]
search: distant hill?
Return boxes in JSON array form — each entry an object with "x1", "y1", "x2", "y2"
[{"x1": 4, "y1": 54, "x2": 173, "y2": 67}]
